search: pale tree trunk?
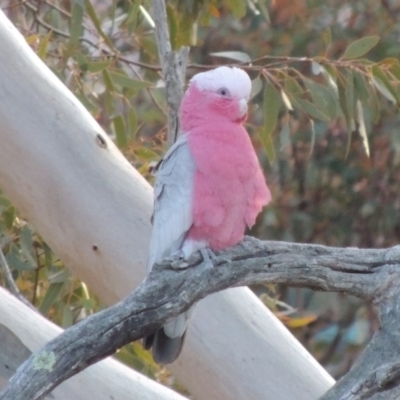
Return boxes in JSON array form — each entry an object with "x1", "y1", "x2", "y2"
[{"x1": 0, "y1": 10, "x2": 334, "y2": 400}]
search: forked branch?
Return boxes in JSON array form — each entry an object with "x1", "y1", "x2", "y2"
[{"x1": 2, "y1": 236, "x2": 400, "y2": 399}]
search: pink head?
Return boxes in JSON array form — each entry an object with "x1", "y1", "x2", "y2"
[{"x1": 180, "y1": 66, "x2": 252, "y2": 132}]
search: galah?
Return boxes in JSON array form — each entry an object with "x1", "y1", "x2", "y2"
[{"x1": 143, "y1": 66, "x2": 272, "y2": 364}]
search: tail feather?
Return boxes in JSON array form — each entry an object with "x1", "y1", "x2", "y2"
[
  {"x1": 143, "y1": 307, "x2": 195, "y2": 364},
  {"x1": 151, "y1": 328, "x2": 186, "y2": 364},
  {"x1": 142, "y1": 332, "x2": 155, "y2": 350}
]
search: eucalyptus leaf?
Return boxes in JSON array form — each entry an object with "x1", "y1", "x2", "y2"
[
  {"x1": 353, "y1": 71, "x2": 369, "y2": 102},
  {"x1": 284, "y1": 78, "x2": 303, "y2": 96},
  {"x1": 389, "y1": 62, "x2": 400, "y2": 81},
  {"x1": 304, "y1": 79, "x2": 339, "y2": 119},
  {"x1": 112, "y1": 115, "x2": 127, "y2": 148},
  {"x1": 259, "y1": 82, "x2": 281, "y2": 161},
  {"x1": 210, "y1": 51, "x2": 251, "y2": 63},
  {"x1": 109, "y1": 72, "x2": 153, "y2": 90},
  {"x1": 37, "y1": 31, "x2": 52, "y2": 60},
  {"x1": 62, "y1": 305, "x2": 74, "y2": 328},
  {"x1": 356, "y1": 100, "x2": 370, "y2": 157},
  {"x1": 371, "y1": 65, "x2": 397, "y2": 103},
  {"x1": 6, "y1": 251, "x2": 34, "y2": 272},
  {"x1": 50, "y1": 269, "x2": 70, "y2": 284},
  {"x1": 321, "y1": 66, "x2": 338, "y2": 93},
  {"x1": 323, "y1": 28, "x2": 332, "y2": 50},
  {"x1": 257, "y1": 0, "x2": 271, "y2": 23},
  {"x1": 372, "y1": 77, "x2": 396, "y2": 103},
  {"x1": 337, "y1": 71, "x2": 352, "y2": 128},
  {"x1": 279, "y1": 120, "x2": 291, "y2": 150},
  {"x1": 134, "y1": 147, "x2": 160, "y2": 161},
  {"x1": 125, "y1": 2, "x2": 140, "y2": 26},
  {"x1": 292, "y1": 97, "x2": 330, "y2": 122},
  {"x1": 85, "y1": 0, "x2": 115, "y2": 49},
  {"x1": 39, "y1": 282, "x2": 66, "y2": 315},
  {"x1": 70, "y1": 1, "x2": 84, "y2": 46},
  {"x1": 127, "y1": 107, "x2": 138, "y2": 139},
  {"x1": 281, "y1": 90, "x2": 293, "y2": 111},
  {"x1": 3, "y1": 206, "x2": 16, "y2": 230},
  {"x1": 0, "y1": 196, "x2": 11, "y2": 208},
  {"x1": 166, "y1": 3, "x2": 178, "y2": 49},
  {"x1": 345, "y1": 71, "x2": 356, "y2": 124},
  {"x1": 309, "y1": 119, "x2": 316, "y2": 157},
  {"x1": 250, "y1": 76, "x2": 263, "y2": 100},
  {"x1": 263, "y1": 81, "x2": 281, "y2": 138},
  {"x1": 86, "y1": 61, "x2": 112, "y2": 73},
  {"x1": 20, "y1": 226, "x2": 36, "y2": 268},
  {"x1": 342, "y1": 35, "x2": 380, "y2": 60},
  {"x1": 102, "y1": 70, "x2": 115, "y2": 93},
  {"x1": 260, "y1": 134, "x2": 275, "y2": 162}
]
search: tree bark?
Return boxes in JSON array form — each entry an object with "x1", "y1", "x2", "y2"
[
  {"x1": 0, "y1": 287, "x2": 187, "y2": 400},
  {"x1": 0, "y1": 9, "x2": 333, "y2": 400}
]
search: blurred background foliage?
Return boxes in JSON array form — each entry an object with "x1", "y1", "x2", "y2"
[{"x1": 1, "y1": 0, "x2": 400, "y2": 393}]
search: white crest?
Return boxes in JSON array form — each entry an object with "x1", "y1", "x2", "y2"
[{"x1": 190, "y1": 66, "x2": 251, "y2": 100}]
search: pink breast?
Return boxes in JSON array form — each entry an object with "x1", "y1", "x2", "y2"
[{"x1": 187, "y1": 123, "x2": 271, "y2": 250}]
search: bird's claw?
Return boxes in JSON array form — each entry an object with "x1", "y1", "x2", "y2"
[
  {"x1": 200, "y1": 248, "x2": 217, "y2": 269},
  {"x1": 166, "y1": 252, "x2": 190, "y2": 270}
]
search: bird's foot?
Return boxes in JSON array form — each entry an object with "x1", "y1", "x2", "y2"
[
  {"x1": 199, "y1": 248, "x2": 217, "y2": 269},
  {"x1": 164, "y1": 252, "x2": 189, "y2": 270}
]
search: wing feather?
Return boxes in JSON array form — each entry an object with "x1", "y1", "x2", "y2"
[{"x1": 148, "y1": 135, "x2": 195, "y2": 270}]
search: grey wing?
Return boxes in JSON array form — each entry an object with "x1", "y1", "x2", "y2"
[{"x1": 148, "y1": 134, "x2": 196, "y2": 270}]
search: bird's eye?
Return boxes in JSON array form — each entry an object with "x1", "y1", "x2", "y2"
[{"x1": 217, "y1": 88, "x2": 230, "y2": 97}]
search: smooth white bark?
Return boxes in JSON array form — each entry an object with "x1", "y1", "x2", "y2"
[{"x1": 0, "y1": 10, "x2": 334, "y2": 399}]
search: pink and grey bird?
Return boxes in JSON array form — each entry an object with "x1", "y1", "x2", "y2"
[{"x1": 143, "y1": 66, "x2": 272, "y2": 364}]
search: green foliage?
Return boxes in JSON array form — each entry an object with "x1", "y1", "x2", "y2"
[
  {"x1": 3, "y1": 0, "x2": 400, "y2": 389},
  {"x1": 0, "y1": 190, "x2": 99, "y2": 328}
]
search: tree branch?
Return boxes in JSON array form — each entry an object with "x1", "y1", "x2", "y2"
[
  {"x1": 343, "y1": 362, "x2": 400, "y2": 400},
  {"x1": 152, "y1": 0, "x2": 189, "y2": 146},
  {"x1": 2, "y1": 236, "x2": 400, "y2": 400}
]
